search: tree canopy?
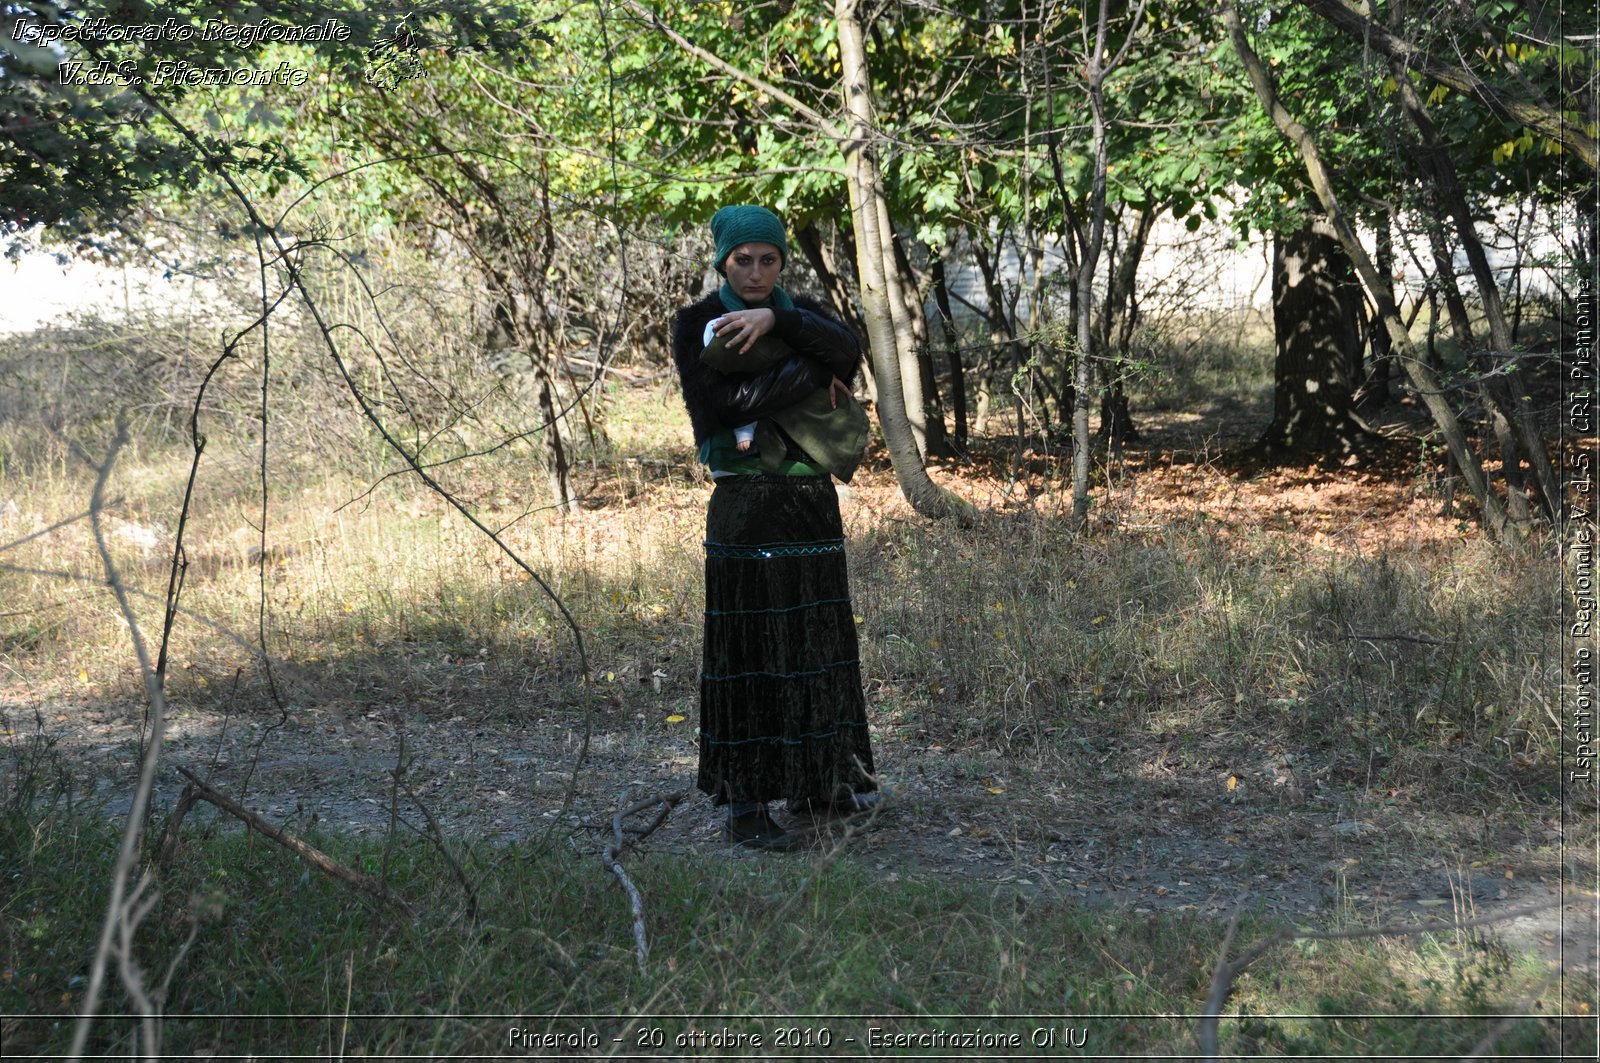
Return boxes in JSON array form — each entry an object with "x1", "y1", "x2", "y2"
[{"x1": 1, "y1": 0, "x2": 1586, "y2": 528}]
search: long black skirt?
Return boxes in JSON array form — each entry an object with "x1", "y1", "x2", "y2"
[{"x1": 698, "y1": 474, "x2": 876, "y2": 806}]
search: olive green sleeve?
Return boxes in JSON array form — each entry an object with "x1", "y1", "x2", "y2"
[{"x1": 700, "y1": 331, "x2": 796, "y2": 373}]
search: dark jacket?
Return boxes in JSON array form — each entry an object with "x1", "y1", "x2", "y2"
[{"x1": 672, "y1": 290, "x2": 863, "y2": 446}]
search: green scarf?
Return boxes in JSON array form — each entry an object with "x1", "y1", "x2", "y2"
[{"x1": 719, "y1": 280, "x2": 795, "y2": 314}]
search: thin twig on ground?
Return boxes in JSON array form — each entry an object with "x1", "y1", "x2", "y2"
[
  {"x1": 1340, "y1": 632, "x2": 1448, "y2": 645},
  {"x1": 152, "y1": 784, "x2": 199, "y2": 867},
  {"x1": 393, "y1": 755, "x2": 480, "y2": 922}
]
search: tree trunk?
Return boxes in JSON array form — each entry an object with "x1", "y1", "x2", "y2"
[
  {"x1": 972, "y1": 237, "x2": 1029, "y2": 458},
  {"x1": 892, "y1": 229, "x2": 954, "y2": 457},
  {"x1": 930, "y1": 251, "x2": 969, "y2": 451},
  {"x1": 1071, "y1": 4, "x2": 1116, "y2": 529},
  {"x1": 1254, "y1": 217, "x2": 1370, "y2": 459},
  {"x1": 1099, "y1": 206, "x2": 1155, "y2": 448},
  {"x1": 1222, "y1": 2, "x2": 1512, "y2": 538},
  {"x1": 535, "y1": 363, "x2": 577, "y2": 513},
  {"x1": 794, "y1": 219, "x2": 877, "y2": 404},
  {"x1": 1424, "y1": 221, "x2": 1532, "y2": 522},
  {"x1": 481, "y1": 251, "x2": 578, "y2": 513},
  {"x1": 835, "y1": 0, "x2": 974, "y2": 521},
  {"x1": 1356, "y1": 217, "x2": 1397, "y2": 411},
  {"x1": 794, "y1": 220, "x2": 870, "y2": 349},
  {"x1": 870, "y1": 171, "x2": 930, "y2": 459}
]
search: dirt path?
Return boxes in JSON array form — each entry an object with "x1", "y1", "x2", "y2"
[{"x1": 21, "y1": 692, "x2": 1595, "y2": 980}]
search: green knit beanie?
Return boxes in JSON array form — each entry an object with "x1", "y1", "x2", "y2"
[{"x1": 711, "y1": 205, "x2": 788, "y2": 275}]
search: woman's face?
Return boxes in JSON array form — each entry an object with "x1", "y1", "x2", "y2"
[{"x1": 723, "y1": 241, "x2": 783, "y2": 304}]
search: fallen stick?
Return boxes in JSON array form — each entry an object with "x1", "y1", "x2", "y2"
[
  {"x1": 173, "y1": 765, "x2": 409, "y2": 912},
  {"x1": 152, "y1": 783, "x2": 200, "y2": 867},
  {"x1": 396, "y1": 773, "x2": 480, "y2": 924},
  {"x1": 602, "y1": 788, "x2": 691, "y2": 973}
]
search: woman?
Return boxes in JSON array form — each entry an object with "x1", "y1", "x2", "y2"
[{"x1": 672, "y1": 204, "x2": 881, "y2": 851}]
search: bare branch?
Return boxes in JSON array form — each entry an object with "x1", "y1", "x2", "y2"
[
  {"x1": 391, "y1": 730, "x2": 481, "y2": 924},
  {"x1": 69, "y1": 421, "x2": 169, "y2": 1062},
  {"x1": 601, "y1": 788, "x2": 691, "y2": 973},
  {"x1": 1197, "y1": 900, "x2": 1247, "y2": 1060},
  {"x1": 174, "y1": 765, "x2": 410, "y2": 911}
]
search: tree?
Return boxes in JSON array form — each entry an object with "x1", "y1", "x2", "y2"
[
  {"x1": 833, "y1": 0, "x2": 973, "y2": 518},
  {"x1": 1222, "y1": 1, "x2": 1513, "y2": 536},
  {"x1": 1057, "y1": 0, "x2": 1149, "y2": 526},
  {"x1": 0, "y1": 1, "x2": 536, "y2": 246},
  {"x1": 1385, "y1": 41, "x2": 1563, "y2": 520},
  {"x1": 1197, "y1": 1, "x2": 1405, "y2": 463}
]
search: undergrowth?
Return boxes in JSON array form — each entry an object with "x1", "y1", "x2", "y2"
[{"x1": 0, "y1": 800, "x2": 1585, "y2": 1058}]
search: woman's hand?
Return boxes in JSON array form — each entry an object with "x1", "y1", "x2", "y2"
[
  {"x1": 828, "y1": 377, "x2": 850, "y2": 409},
  {"x1": 712, "y1": 308, "x2": 777, "y2": 353}
]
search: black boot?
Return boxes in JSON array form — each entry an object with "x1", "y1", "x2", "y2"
[{"x1": 725, "y1": 806, "x2": 802, "y2": 851}]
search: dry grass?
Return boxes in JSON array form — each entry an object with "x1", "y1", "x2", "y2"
[{"x1": 0, "y1": 366, "x2": 1566, "y2": 799}]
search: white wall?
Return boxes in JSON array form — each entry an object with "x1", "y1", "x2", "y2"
[{"x1": 0, "y1": 236, "x2": 218, "y2": 335}]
